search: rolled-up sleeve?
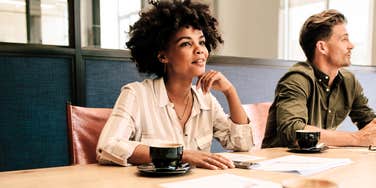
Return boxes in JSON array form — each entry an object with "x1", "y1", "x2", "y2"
[
  {"x1": 211, "y1": 95, "x2": 253, "y2": 151},
  {"x1": 349, "y1": 78, "x2": 376, "y2": 128},
  {"x1": 96, "y1": 88, "x2": 140, "y2": 166}
]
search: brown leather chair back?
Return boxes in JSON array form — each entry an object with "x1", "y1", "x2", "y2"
[
  {"x1": 66, "y1": 103, "x2": 112, "y2": 165},
  {"x1": 242, "y1": 102, "x2": 272, "y2": 149}
]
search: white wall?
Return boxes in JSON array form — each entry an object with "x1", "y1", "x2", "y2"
[{"x1": 215, "y1": 0, "x2": 280, "y2": 59}]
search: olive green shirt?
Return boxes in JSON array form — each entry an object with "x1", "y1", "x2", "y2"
[{"x1": 262, "y1": 62, "x2": 376, "y2": 148}]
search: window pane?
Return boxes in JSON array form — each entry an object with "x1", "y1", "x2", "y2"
[
  {"x1": 0, "y1": 0, "x2": 27, "y2": 43},
  {"x1": 0, "y1": 0, "x2": 68, "y2": 46},
  {"x1": 41, "y1": 0, "x2": 69, "y2": 45},
  {"x1": 329, "y1": 0, "x2": 373, "y2": 65},
  {"x1": 287, "y1": 0, "x2": 326, "y2": 61},
  {"x1": 81, "y1": 0, "x2": 141, "y2": 49},
  {"x1": 117, "y1": 0, "x2": 140, "y2": 49}
]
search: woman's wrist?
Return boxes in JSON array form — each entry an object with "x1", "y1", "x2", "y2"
[
  {"x1": 223, "y1": 85, "x2": 236, "y2": 97},
  {"x1": 182, "y1": 150, "x2": 191, "y2": 163}
]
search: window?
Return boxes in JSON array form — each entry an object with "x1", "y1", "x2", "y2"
[
  {"x1": 0, "y1": 0, "x2": 27, "y2": 43},
  {"x1": 81, "y1": 0, "x2": 142, "y2": 49},
  {"x1": 279, "y1": 0, "x2": 374, "y2": 65},
  {"x1": 40, "y1": 0, "x2": 68, "y2": 45},
  {"x1": 0, "y1": 0, "x2": 68, "y2": 45}
]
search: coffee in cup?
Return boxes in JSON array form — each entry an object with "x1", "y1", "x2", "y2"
[
  {"x1": 295, "y1": 130, "x2": 320, "y2": 149},
  {"x1": 149, "y1": 143, "x2": 183, "y2": 170}
]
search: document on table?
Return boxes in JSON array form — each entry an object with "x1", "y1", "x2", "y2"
[
  {"x1": 253, "y1": 155, "x2": 352, "y2": 176},
  {"x1": 219, "y1": 152, "x2": 265, "y2": 162},
  {"x1": 160, "y1": 173, "x2": 281, "y2": 188}
]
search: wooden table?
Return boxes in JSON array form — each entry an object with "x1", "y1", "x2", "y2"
[{"x1": 1, "y1": 147, "x2": 375, "y2": 188}]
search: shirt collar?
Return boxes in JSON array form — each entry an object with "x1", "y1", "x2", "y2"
[
  {"x1": 334, "y1": 70, "x2": 344, "y2": 86},
  {"x1": 311, "y1": 63, "x2": 343, "y2": 86},
  {"x1": 191, "y1": 87, "x2": 210, "y2": 111},
  {"x1": 154, "y1": 77, "x2": 169, "y2": 107},
  {"x1": 312, "y1": 64, "x2": 330, "y2": 85},
  {"x1": 154, "y1": 77, "x2": 210, "y2": 110}
]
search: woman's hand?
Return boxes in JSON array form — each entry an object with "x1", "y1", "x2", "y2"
[
  {"x1": 182, "y1": 150, "x2": 234, "y2": 170},
  {"x1": 196, "y1": 70, "x2": 234, "y2": 95},
  {"x1": 196, "y1": 69, "x2": 248, "y2": 124}
]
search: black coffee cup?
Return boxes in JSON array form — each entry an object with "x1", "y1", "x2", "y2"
[
  {"x1": 295, "y1": 130, "x2": 320, "y2": 149},
  {"x1": 149, "y1": 144, "x2": 183, "y2": 170}
]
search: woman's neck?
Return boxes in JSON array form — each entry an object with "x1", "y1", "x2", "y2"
[{"x1": 164, "y1": 77, "x2": 192, "y2": 100}]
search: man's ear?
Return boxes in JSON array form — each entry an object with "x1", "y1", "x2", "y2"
[{"x1": 316, "y1": 41, "x2": 328, "y2": 55}]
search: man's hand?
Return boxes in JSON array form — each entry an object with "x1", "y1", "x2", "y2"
[{"x1": 353, "y1": 118, "x2": 376, "y2": 146}]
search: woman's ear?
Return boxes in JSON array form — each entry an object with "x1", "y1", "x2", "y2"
[
  {"x1": 158, "y1": 54, "x2": 167, "y2": 63},
  {"x1": 316, "y1": 41, "x2": 328, "y2": 55}
]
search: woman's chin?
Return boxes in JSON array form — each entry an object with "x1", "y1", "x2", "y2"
[{"x1": 196, "y1": 70, "x2": 206, "y2": 77}]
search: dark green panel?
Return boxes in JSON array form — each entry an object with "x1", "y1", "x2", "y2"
[
  {"x1": 0, "y1": 56, "x2": 72, "y2": 171},
  {"x1": 85, "y1": 58, "x2": 149, "y2": 108}
]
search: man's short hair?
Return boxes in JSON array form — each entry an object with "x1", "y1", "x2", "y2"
[{"x1": 299, "y1": 9, "x2": 347, "y2": 62}]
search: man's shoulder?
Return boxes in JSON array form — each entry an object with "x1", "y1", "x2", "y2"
[
  {"x1": 289, "y1": 62, "x2": 315, "y2": 77},
  {"x1": 280, "y1": 61, "x2": 315, "y2": 83},
  {"x1": 339, "y1": 68, "x2": 356, "y2": 80}
]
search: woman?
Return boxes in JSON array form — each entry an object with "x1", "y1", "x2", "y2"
[{"x1": 96, "y1": 0, "x2": 253, "y2": 170}]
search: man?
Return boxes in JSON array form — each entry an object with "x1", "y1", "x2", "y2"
[{"x1": 262, "y1": 9, "x2": 376, "y2": 148}]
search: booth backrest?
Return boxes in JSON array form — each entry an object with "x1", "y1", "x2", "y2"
[
  {"x1": 243, "y1": 102, "x2": 272, "y2": 149},
  {"x1": 66, "y1": 103, "x2": 112, "y2": 165}
]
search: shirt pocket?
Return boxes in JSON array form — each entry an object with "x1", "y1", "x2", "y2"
[{"x1": 194, "y1": 133, "x2": 213, "y2": 151}]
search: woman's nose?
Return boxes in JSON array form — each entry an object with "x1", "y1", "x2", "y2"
[{"x1": 195, "y1": 45, "x2": 204, "y2": 54}]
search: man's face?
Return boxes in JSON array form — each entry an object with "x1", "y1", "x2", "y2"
[{"x1": 324, "y1": 23, "x2": 354, "y2": 68}]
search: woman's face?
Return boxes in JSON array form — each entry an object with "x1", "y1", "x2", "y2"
[{"x1": 161, "y1": 26, "x2": 209, "y2": 80}]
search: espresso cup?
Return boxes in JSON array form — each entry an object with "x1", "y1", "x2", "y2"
[
  {"x1": 295, "y1": 130, "x2": 320, "y2": 149},
  {"x1": 149, "y1": 143, "x2": 183, "y2": 170}
]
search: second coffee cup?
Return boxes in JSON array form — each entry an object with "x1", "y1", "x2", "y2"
[
  {"x1": 295, "y1": 130, "x2": 320, "y2": 149},
  {"x1": 149, "y1": 143, "x2": 183, "y2": 170}
]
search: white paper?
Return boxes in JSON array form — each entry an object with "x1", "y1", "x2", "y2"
[
  {"x1": 253, "y1": 155, "x2": 352, "y2": 176},
  {"x1": 219, "y1": 152, "x2": 265, "y2": 162},
  {"x1": 160, "y1": 173, "x2": 282, "y2": 188}
]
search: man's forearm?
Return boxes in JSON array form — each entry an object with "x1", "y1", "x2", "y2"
[{"x1": 304, "y1": 125, "x2": 359, "y2": 146}]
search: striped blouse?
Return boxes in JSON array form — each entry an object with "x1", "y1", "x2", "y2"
[{"x1": 96, "y1": 77, "x2": 253, "y2": 166}]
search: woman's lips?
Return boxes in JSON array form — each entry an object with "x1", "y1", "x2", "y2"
[{"x1": 192, "y1": 59, "x2": 206, "y2": 66}]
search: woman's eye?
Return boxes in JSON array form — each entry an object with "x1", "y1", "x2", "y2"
[
  {"x1": 180, "y1": 42, "x2": 191, "y2": 47},
  {"x1": 199, "y1": 41, "x2": 206, "y2": 45}
]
